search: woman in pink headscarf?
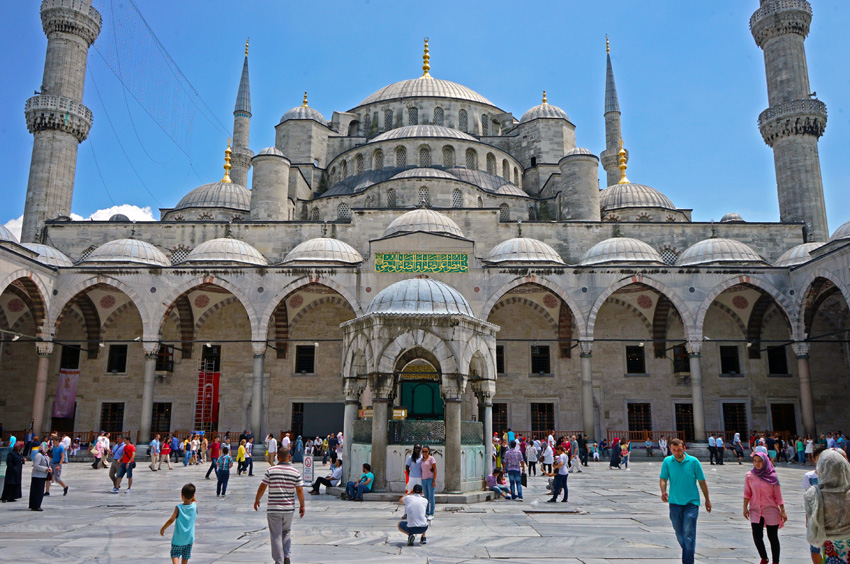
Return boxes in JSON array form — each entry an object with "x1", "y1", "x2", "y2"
[{"x1": 744, "y1": 451, "x2": 787, "y2": 564}]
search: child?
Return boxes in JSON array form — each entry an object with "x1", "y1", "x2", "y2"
[
  {"x1": 160, "y1": 483, "x2": 197, "y2": 564},
  {"x1": 591, "y1": 443, "x2": 600, "y2": 462},
  {"x1": 569, "y1": 451, "x2": 582, "y2": 473},
  {"x1": 485, "y1": 469, "x2": 511, "y2": 499},
  {"x1": 216, "y1": 446, "x2": 233, "y2": 498}
]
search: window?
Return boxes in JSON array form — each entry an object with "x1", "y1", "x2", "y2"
[
  {"x1": 363, "y1": 114, "x2": 371, "y2": 134},
  {"x1": 152, "y1": 402, "x2": 172, "y2": 434},
  {"x1": 408, "y1": 106, "x2": 418, "y2": 125},
  {"x1": 530, "y1": 345, "x2": 550, "y2": 374},
  {"x1": 387, "y1": 188, "x2": 397, "y2": 208},
  {"x1": 418, "y1": 186, "x2": 430, "y2": 207},
  {"x1": 433, "y1": 107, "x2": 443, "y2": 126},
  {"x1": 530, "y1": 156, "x2": 537, "y2": 167},
  {"x1": 107, "y1": 344, "x2": 128, "y2": 373},
  {"x1": 348, "y1": 121, "x2": 360, "y2": 136},
  {"x1": 78, "y1": 245, "x2": 98, "y2": 262},
  {"x1": 395, "y1": 146, "x2": 407, "y2": 167},
  {"x1": 672, "y1": 345, "x2": 689, "y2": 373},
  {"x1": 170, "y1": 247, "x2": 190, "y2": 265},
  {"x1": 675, "y1": 403, "x2": 695, "y2": 442},
  {"x1": 486, "y1": 153, "x2": 496, "y2": 175},
  {"x1": 531, "y1": 402, "x2": 554, "y2": 436},
  {"x1": 481, "y1": 115, "x2": 488, "y2": 135},
  {"x1": 452, "y1": 189, "x2": 463, "y2": 208},
  {"x1": 156, "y1": 346, "x2": 174, "y2": 372},
  {"x1": 419, "y1": 146, "x2": 431, "y2": 167},
  {"x1": 458, "y1": 109, "x2": 468, "y2": 132},
  {"x1": 719, "y1": 346, "x2": 741, "y2": 375},
  {"x1": 442, "y1": 145, "x2": 455, "y2": 167},
  {"x1": 355, "y1": 154, "x2": 364, "y2": 174},
  {"x1": 528, "y1": 207, "x2": 537, "y2": 220},
  {"x1": 660, "y1": 248, "x2": 679, "y2": 265},
  {"x1": 341, "y1": 160, "x2": 347, "y2": 178},
  {"x1": 311, "y1": 207, "x2": 320, "y2": 221},
  {"x1": 477, "y1": 196, "x2": 483, "y2": 208},
  {"x1": 499, "y1": 203, "x2": 510, "y2": 221},
  {"x1": 201, "y1": 344, "x2": 221, "y2": 372},
  {"x1": 100, "y1": 402, "x2": 124, "y2": 433},
  {"x1": 627, "y1": 403, "x2": 652, "y2": 432},
  {"x1": 496, "y1": 345, "x2": 505, "y2": 374},
  {"x1": 767, "y1": 346, "x2": 789, "y2": 375},
  {"x1": 291, "y1": 402, "x2": 304, "y2": 438},
  {"x1": 337, "y1": 203, "x2": 351, "y2": 221},
  {"x1": 60, "y1": 345, "x2": 81, "y2": 369},
  {"x1": 723, "y1": 402, "x2": 748, "y2": 439},
  {"x1": 502, "y1": 159, "x2": 509, "y2": 179},
  {"x1": 295, "y1": 345, "x2": 315, "y2": 374},
  {"x1": 513, "y1": 167, "x2": 519, "y2": 186},
  {"x1": 625, "y1": 346, "x2": 646, "y2": 374},
  {"x1": 465, "y1": 148, "x2": 477, "y2": 170},
  {"x1": 384, "y1": 109, "x2": 393, "y2": 131},
  {"x1": 373, "y1": 149, "x2": 384, "y2": 170},
  {"x1": 493, "y1": 403, "x2": 508, "y2": 434}
]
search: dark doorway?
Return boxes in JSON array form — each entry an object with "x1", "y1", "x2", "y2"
[
  {"x1": 301, "y1": 403, "x2": 345, "y2": 437},
  {"x1": 770, "y1": 403, "x2": 798, "y2": 435},
  {"x1": 675, "y1": 403, "x2": 695, "y2": 442}
]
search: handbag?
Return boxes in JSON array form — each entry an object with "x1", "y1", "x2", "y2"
[{"x1": 521, "y1": 472, "x2": 527, "y2": 487}]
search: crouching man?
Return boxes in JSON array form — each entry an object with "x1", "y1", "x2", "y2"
[{"x1": 398, "y1": 484, "x2": 429, "y2": 546}]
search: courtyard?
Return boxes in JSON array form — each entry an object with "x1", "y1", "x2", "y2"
[{"x1": 0, "y1": 456, "x2": 815, "y2": 563}]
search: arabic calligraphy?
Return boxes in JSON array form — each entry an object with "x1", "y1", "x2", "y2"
[{"x1": 375, "y1": 253, "x2": 468, "y2": 273}]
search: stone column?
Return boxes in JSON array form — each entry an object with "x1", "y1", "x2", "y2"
[
  {"x1": 250, "y1": 342, "x2": 266, "y2": 439},
  {"x1": 686, "y1": 341, "x2": 706, "y2": 442},
  {"x1": 31, "y1": 342, "x2": 53, "y2": 435},
  {"x1": 793, "y1": 342, "x2": 816, "y2": 436},
  {"x1": 139, "y1": 342, "x2": 159, "y2": 445},
  {"x1": 473, "y1": 379, "x2": 496, "y2": 477},
  {"x1": 342, "y1": 377, "x2": 365, "y2": 483},
  {"x1": 368, "y1": 373, "x2": 395, "y2": 492},
  {"x1": 442, "y1": 373, "x2": 468, "y2": 493},
  {"x1": 579, "y1": 341, "x2": 595, "y2": 439}
]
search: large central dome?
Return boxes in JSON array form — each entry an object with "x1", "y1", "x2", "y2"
[{"x1": 354, "y1": 77, "x2": 497, "y2": 108}]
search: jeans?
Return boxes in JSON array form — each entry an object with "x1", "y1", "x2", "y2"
[
  {"x1": 205, "y1": 457, "x2": 219, "y2": 479},
  {"x1": 490, "y1": 485, "x2": 510, "y2": 497},
  {"x1": 669, "y1": 502, "x2": 699, "y2": 564},
  {"x1": 345, "y1": 481, "x2": 370, "y2": 500},
  {"x1": 798, "y1": 450, "x2": 805, "y2": 464},
  {"x1": 507, "y1": 470, "x2": 523, "y2": 499},
  {"x1": 244, "y1": 457, "x2": 253, "y2": 475},
  {"x1": 183, "y1": 450, "x2": 190, "y2": 466},
  {"x1": 216, "y1": 471, "x2": 230, "y2": 495},
  {"x1": 267, "y1": 511, "x2": 295, "y2": 563},
  {"x1": 422, "y1": 477, "x2": 435, "y2": 516},
  {"x1": 550, "y1": 473, "x2": 567, "y2": 501}
]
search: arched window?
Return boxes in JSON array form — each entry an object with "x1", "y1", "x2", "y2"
[
  {"x1": 502, "y1": 159, "x2": 510, "y2": 179},
  {"x1": 458, "y1": 109, "x2": 468, "y2": 132},
  {"x1": 486, "y1": 153, "x2": 496, "y2": 175},
  {"x1": 452, "y1": 189, "x2": 462, "y2": 208},
  {"x1": 419, "y1": 146, "x2": 431, "y2": 167},
  {"x1": 355, "y1": 154, "x2": 364, "y2": 175},
  {"x1": 481, "y1": 115, "x2": 489, "y2": 135},
  {"x1": 364, "y1": 114, "x2": 371, "y2": 134},
  {"x1": 348, "y1": 121, "x2": 360, "y2": 136},
  {"x1": 442, "y1": 145, "x2": 455, "y2": 167},
  {"x1": 418, "y1": 186, "x2": 430, "y2": 207},
  {"x1": 433, "y1": 107, "x2": 444, "y2": 126},
  {"x1": 387, "y1": 189, "x2": 397, "y2": 208},
  {"x1": 408, "y1": 107, "x2": 418, "y2": 125},
  {"x1": 513, "y1": 167, "x2": 519, "y2": 186},
  {"x1": 384, "y1": 109, "x2": 394, "y2": 131},
  {"x1": 528, "y1": 206, "x2": 537, "y2": 220},
  {"x1": 337, "y1": 202, "x2": 351, "y2": 221},
  {"x1": 395, "y1": 146, "x2": 407, "y2": 167},
  {"x1": 311, "y1": 207, "x2": 320, "y2": 220},
  {"x1": 477, "y1": 196, "x2": 483, "y2": 208},
  {"x1": 465, "y1": 148, "x2": 477, "y2": 170},
  {"x1": 499, "y1": 203, "x2": 510, "y2": 221},
  {"x1": 341, "y1": 160, "x2": 348, "y2": 178},
  {"x1": 373, "y1": 149, "x2": 384, "y2": 170}
]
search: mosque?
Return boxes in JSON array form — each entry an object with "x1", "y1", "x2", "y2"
[{"x1": 1, "y1": 0, "x2": 849, "y2": 491}]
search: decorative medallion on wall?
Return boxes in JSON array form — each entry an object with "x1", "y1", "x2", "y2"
[
  {"x1": 193, "y1": 294, "x2": 210, "y2": 309},
  {"x1": 543, "y1": 294, "x2": 559, "y2": 309},
  {"x1": 289, "y1": 294, "x2": 304, "y2": 308},
  {"x1": 6, "y1": 298, "x2": 25, "y2": 312},
  {"x1": 99, "y1": 295, "x2": 116, "y2": 309},
  {"x1": 636, "y1": 295, "x2": 653, "y2": 309},
  {"x1": 732, "y1": 296, "x2": 749, "y2": 310}
]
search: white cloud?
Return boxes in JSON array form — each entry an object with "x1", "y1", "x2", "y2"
[{"x1": 3, "y1": 205, "x2": 155, "y2": 241}]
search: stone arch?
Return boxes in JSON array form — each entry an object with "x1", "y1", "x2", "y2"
[
  {"x1": 288, "y1": 296, "x2": 355, "y2": 332},
  {"x1": 194, "y1": 296, "x2": 240, "y2": 333},
  {"x1": 746, "y1": 294, "x2": 776, "y2": 359},
  {"x1": 480, "y1": 276, "x2": 587, "y2": 338},
  {"x1": 603, "y1": 297, "x2": 653, "y2": 334},
  {"x1": 696, "y1": 275, "x2": 796, "y2": 341},
  {"x1": 343, "y1": 332, "x2": 375, "y2": 379},
  {"x1": 11, "y1": 310, "x2": 33, "y2": 333},
  {"x1": 652, "y1": 295, "x2": 674, "y2": 359},
  {"x1": 377, "y1": 330, "x2": 459, "y2": 375},
  {"x1": 489, "y1": 296, "x2": 557, "y2": 330},
  {"x1": 259, "y1": 276, "x2": 362, "y2": 340},
  {"x1": 0, "y1": 304, "x2": 8, "y2": 331},
  {"x1": 708, "y1": 301, "x2": 747, "y2": 335},
  {"x1": 796, "y1": 269, "x2": 850, "y2": 337},
  {"x1": 395, "y1": 346, "x2": 441, "y2": 374},
  {"x1": 0, "y1": 270, "x2": 51, "y2": 334},
  {"x1": 459, "y1": 334, "x2": 496, "y2": 379},
  {"x1": 49, "y1": 275, "x2": 149, "y2": 338},
  {"x1": 101, "y1": 301, "x2": 140, "y2": 333}
]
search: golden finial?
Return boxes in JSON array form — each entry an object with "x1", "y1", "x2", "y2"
[
  {"x1": 221, "y1": 138, "x2": 233, "y2": 183},
  {"x1": 617, "y1": 138, "x2": 630, "y2": 184},
  {"x1": 606, "y1": 35, "x2": 610, "y2": 54},
  {"x1": 245, "y1": 38, "x2": 249, "y2": 56},
  {"x1": 542, "y1": 90, "x2": 547, "y2": 105},
  {"x1": 422, "y1": 37, "x2": 431, "y2": 78},
  {"x1": 302, "y1": 91, "x2": 308, "y2": 107}
]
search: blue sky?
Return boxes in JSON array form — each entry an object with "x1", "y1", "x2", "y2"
[{"x1": 2, "y1": 1, "x2": 849, "y2": 235}]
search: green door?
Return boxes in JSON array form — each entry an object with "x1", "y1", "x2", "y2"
[{"x1": 400, "y1": 381, "x2": 444, "y2": 420}]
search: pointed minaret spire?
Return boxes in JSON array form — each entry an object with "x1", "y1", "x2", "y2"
[
  {"x1": 600, "y1": 35, "x2": 626, "y2": 187},
  {"x1": 604, "y1": 36, "x2": 620, "y2": 114},
  {"x1": 230, "y1": 38, "x2": 254, "y2": 186},
  {"x1": 234, "y1": 39, "x2": 251, "y2": 116}
]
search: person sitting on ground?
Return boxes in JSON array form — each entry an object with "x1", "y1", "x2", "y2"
[
  {"x1": 344, "y1": 463, "x2": 373, "y2": 501},
  {"x1": 485, "y1": 469, "x2": 511, "y2": 499},
  {"x1": 398, "y1": 484, "x2": 429, "y2": 546},
  {"x1": 309, "y1": 458, "x2": 343, "y2": 494}
]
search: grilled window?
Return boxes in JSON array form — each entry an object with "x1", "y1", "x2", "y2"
[
  {"x1": 355, "y1": 154, "x2": 364, "y2": 174},
  {"x1": 531, "y1": 403, "x2": 554, "y2": 436},
  {"x1": 452, "y1": 189, "x2": 462, "y2": 208},
  {"x1": 625, "y1": 346, "x2": 646, "y2": 374},
  {"x1": 433, "y1": 107, "x2": 444, "y2": 126},
  {"x1": 384, "y1": 109, "x2": 393, "y2": 131},
  {"x1": 672, "y1": 345, "x2": 689, "y2": 373},
  {"x1": 442, "y1": 145, "x2": 455, "y2": 167},
  {"x1": 486, "y1": 153, "x2": 496, "y2": 175},
  {"x1": 502, "y1": 159, "x2": 510, "y2": 179},
  {"x1": 337, "y1": 203, "x2": 351, "y2": 221},
  {"x1": 458, "y1": 109, "x2": 468, "y2": 132},
  {"x1": 408, "y1": 107, "x2": 418, "y2": 125},
  {"x1": 627, "y1": 403, "x2": 652, "y2": 432},
  {"x1": 418, "y1": 186, "x2": 430, "y2": 207},
  {"x1": 387, "y1": 189, "x2": 397, "y2": 208},
  {"x1": 395, "y1": 146, "x2": 407, "y2": 167},
  {"x1": 481, "y1": 115, "x2": 488, "y2": 135},
  {"x1": 465, "y1": 148, "x2": 477, "y2": 170},
  {"x1": 152, "y1": 402, "x2": 172, "y2": 434},
  {"x1": 373, "y1": 149, "x2": 384, "y2": 170},
  {"x1": 100, "y1": 402, "x2": 125, "y2": 433},
  {"x1": 499, "y1": 204, "x2": 510, "y2": 221},
  {"x1": 723, "y1": 403, "x2": 748, "y2": 439},
  {"x1": 419, "y1": 146, "x2": 431, "y2": 167}
]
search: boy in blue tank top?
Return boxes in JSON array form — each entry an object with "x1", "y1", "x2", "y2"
[{"x1": 161, "y1": 483, "x2": 197, "y2": 563}]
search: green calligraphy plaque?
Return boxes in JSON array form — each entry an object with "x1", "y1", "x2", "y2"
[{"x1": 375, "y1": 253, "x2": 468, "y2": 273}]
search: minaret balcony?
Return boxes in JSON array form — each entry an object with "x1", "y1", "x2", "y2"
[
  {"x1": 25, "y1": 94, "x2": 93, "y2": 142},
  {"x1": 40, "y1": 0, "x2": 102, "y2": 46},
  {"x1": 758, "y1": 98, "x2": 827, "y2": 146},
  {"x1": 750, "y1": 0, "x2": 812, "y2": 47}
]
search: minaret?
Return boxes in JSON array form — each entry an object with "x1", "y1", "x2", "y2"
[
  {"x1": 600, "y1": 36, "x2": 626, "y2": 188},
  {"x1": 231, "y1": 39, "x2": 254, "y2": 187},
  {"x1": 751, "y1": 0, "x2": 828, "y2": 241},
  {"x1": 21, "y1": 0, "x2": 102, "y2": 243}
]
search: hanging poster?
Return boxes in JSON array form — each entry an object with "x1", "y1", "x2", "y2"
[{"x1": 51, "y1": 368, "x2": 79, "y2": 418}]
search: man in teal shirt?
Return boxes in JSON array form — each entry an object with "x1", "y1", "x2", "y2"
[{"x1": 659, "y1": 438, "x2": 712, "y2": 564}]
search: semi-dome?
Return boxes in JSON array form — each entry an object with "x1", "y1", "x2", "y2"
[
  {"x1": 830, "y1": 219, "x2": 850, "y2": 241},
  {"x1": 600, "y1": 183, "x2": 675, "y2": 211},
  {"x1": 485, "y1": 238, "x2": 564, "y2": 265},
  {"x1": 564, "y1": 147, "x2": 595, "y2": 157},
  {"x1": 390, "y1": 168, "x2": 457, "y2": 181},
  {"x1": 356, "y1": 77, "x2": 496, "y2": 108},
  {"x1": 0, "y1": 224, "x2": 19, "y2": 243},
  {"x1": 174, "y1": 181, "x2": 251, "y2": 211},
  {"x1": 283, "y1": 238, "x2": 363, "y2": 265},
  {"x1": 280, "y1": 105, "x2": 326, "y2": 125},
  {"x1": 182, "y1": 238, "x2": 267, "y2": 266},
  {"x1": 383, "y1": 208, "x2": 464, "y2": 238},
  {"x1": 371, "y1": 125, "x2": 477, "y2": 143},
  {"x1": 255, "y1": 146, "x2": 286, "y2": 158},
  {"x1": 367, "y1": 278, "x2": 473, "y2": 316},
  {"x1": 83, "y1": 239, "x2": 170, "y2": 267},
  {"x1": 520, "y1": 102, "x2": 569, "y2": 123},
  {"x1": 496, "y1": 184, "x2": 527, "y2": 197},
  {"x1": 677, "y1": 238, "x2": 766, "y2": 266},
  {"x1": 775, "y1": 242, "x2": 825, "y2": 267},
  {"x1": 108, "y1": 214, "x2": 131, "y2": 222},
  {"x1": 21, "y1": 243, "x2": 73, "y2": 267},
  {"x1": 720, "y1": 212, "x2": 745, "y2": 223},
  {"x1": 581, "y1": 237, "x2": 664, "y2": 266}
]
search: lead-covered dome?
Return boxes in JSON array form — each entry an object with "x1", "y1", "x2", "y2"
[
  {"x1": 367, "y1": 278, "x2": 473, "y2": 316},
  {"x1": 371, "y1": 125, "x2": 477, "y2": 143},
  {"x1": 720, "y1": 212, "x2": 745, "y2": 223},
  {"x1": 182, "y1": 238, "x2": 267, "y2": 266},
  {"x1": 677, "y1": 238, "x2": 766, "y2": 266},
  {"x1": 564, "y1": 147, "x2": 595, "y2": 157},
  {"x1": 485, "y1": 238, "x2": 564, "y2": 265},
  {"x1": 390, "y1": 168, "x2": 457, "y2": 181},
  {"x1": 280, "y1": 105, "x2": 326, "y2": 125},
  {"x1": 83, "y1": 239, "x2": 169, "y2": 267},
  {"x1": 0, "y1": 224, "x2": 19, "y2": 243},
  {"x1": 255, "y1": 147, "x2": 286, "y2": 158},
  {"x1": 174, "y1": 181, "x2": 251, "y2": 212},
  {"x1": 356, "y1": 77, "x2": 496, "y2": 108},
  {"x1": 520, "y1": 102, "x2": 569, "y2": 123},
  {"x1": 21, "y1": 243, "x2": 73, "y2": 267},
  {"x1": 383, "y1": 208, "x2": 464, "y2": 238},
  {"x1": 108, "y1": 214, "x2": 131, "y2": 222},
  {"x1": 830, "y1": 219, "x2": 850, "y2": 242},
  {"x1": 600, "y1": 183, "x2": 676, "y2": 211},
  {"x1": 581, "y1": 237, "x2": 664, "y2": 266},
  {"x1": 283, "y1": 238, "x2": 363, "y2": 265},
  {"x1": 775, "y1": 242, "x2": 825, "y2": 267}
]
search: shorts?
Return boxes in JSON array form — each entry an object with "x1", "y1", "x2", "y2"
[
  {"x1": 407, "y1": 477, "x2": 422, "y2": 491},
  {"x1": 171, "y1": 542, "x2": 193, "y2": 559},
  {"x1": 118, "y1": 462, "x2": 133, "y2": 479},
  {"x1": 52, "y1": 464, "x2": 62, "y2": 481},
  {"x1": 811, "y1": 544, "x2": 821, "y2": 554},
  {"x1": 768, "y1": 450, "x2": 776, "y2": 458},
  {"x1": 399, "y1": 521, "x2": 428, "y2": 535}
]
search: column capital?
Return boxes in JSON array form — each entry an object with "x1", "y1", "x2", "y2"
[
  {"x1": 143, "y1": 341, "x2": 160, "y2": 356},
  {"x1": 252, "y1": 341, "x2": 267, "y2": 356},
  {"x1": 343, "y1": 377, "x2": 366, "y2": 403},
  {"x1": 472, "y1": 379, "x2": 496, "y2": 404},
  {"x1": 367, "y1": 372, "x2": 396, "y2": 400},
  {"x1": 791, "y1": 341, "x2": 810, "y2": 358},
  {"x1": 440, "y1": 373, "x2": 468, "y2": 401},
  {"x1": 36, "y1": 341, "x2": 54, "y2": 357},
  {"x1": 579, "y1": 340, "x2": 593, "y2": 357},
  {"x1": 686, "y1": 340, "x2": 702, "y2": 356}
]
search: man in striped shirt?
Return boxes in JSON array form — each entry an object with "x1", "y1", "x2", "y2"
[{"x1": 254, "y1": 448, "x2": 305, "y2": 564}]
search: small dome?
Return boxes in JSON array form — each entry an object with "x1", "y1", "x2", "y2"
[
  {"x1": 367, "y1": 278, "x2": 473, "y2": 316},
  {"x1": 108, "y1": 214, "x2": 131, "y2": 222},
  {"x1": 283, "y1": 238, "x2": 363, "y2": 265},
  {"x1": 0, "y1": 224, "x2": 19, "y2": 244},
  {"x1": 520, "y1": 102, "x2": 569, "y2": 123},
  {"x1": 564, "y1": 147, "x2": 595, "y2": 157},
  {"x1": 600, "y1": 183, "x2": 676, "y2": 211},
  {"x1": 830, "y1": 219, "x2": 850, "y2": 241},
  {"x1": 356, "y1": 77, "x2": 496, "y2": 108},
  {"x1": 496, "y1": 184, "x2": 526, "y2": 197},
  {"x1": 720, "y1": 212, "x2": 745, "y2": 223},
  {"x1": 390, "y1": 168, "x2": 457, "y2": 181},
  {"x1": 20, "y1": 243, "x2": 73, "y2": 267},
  {"x1": 280, "y1": 105, "x2": 326, "y2": 125},
  {"x1": 371, "y1": 125, "x2": 477, "y2": 143},
  {"x1": 255, "y1": 147, "x2": 286, "y2": 158},
  {"x1": 175, "y1": 181, "x2": 250, "y2": 211},
  {"x1": 775, "y1": 242, "x2": 825, "y2": 267},
  {"x1": 83, "y1": 239, "x2": 170, "y2": 267},
  {"x1": 182, "y1": 238, "x2": 267, "y2": 266},
  {"x1": 485, "y1": 238, "x2": 564, "y2": 265},
  {"x1": 677, "y1": 238, "x2": 766, "y2": 266},
  {"x1": 383, "y1": 208, "x2": 464, "y2": 238},
  {"x1": 581, "y1": 237, "x2": 664, "y2": 266}
]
